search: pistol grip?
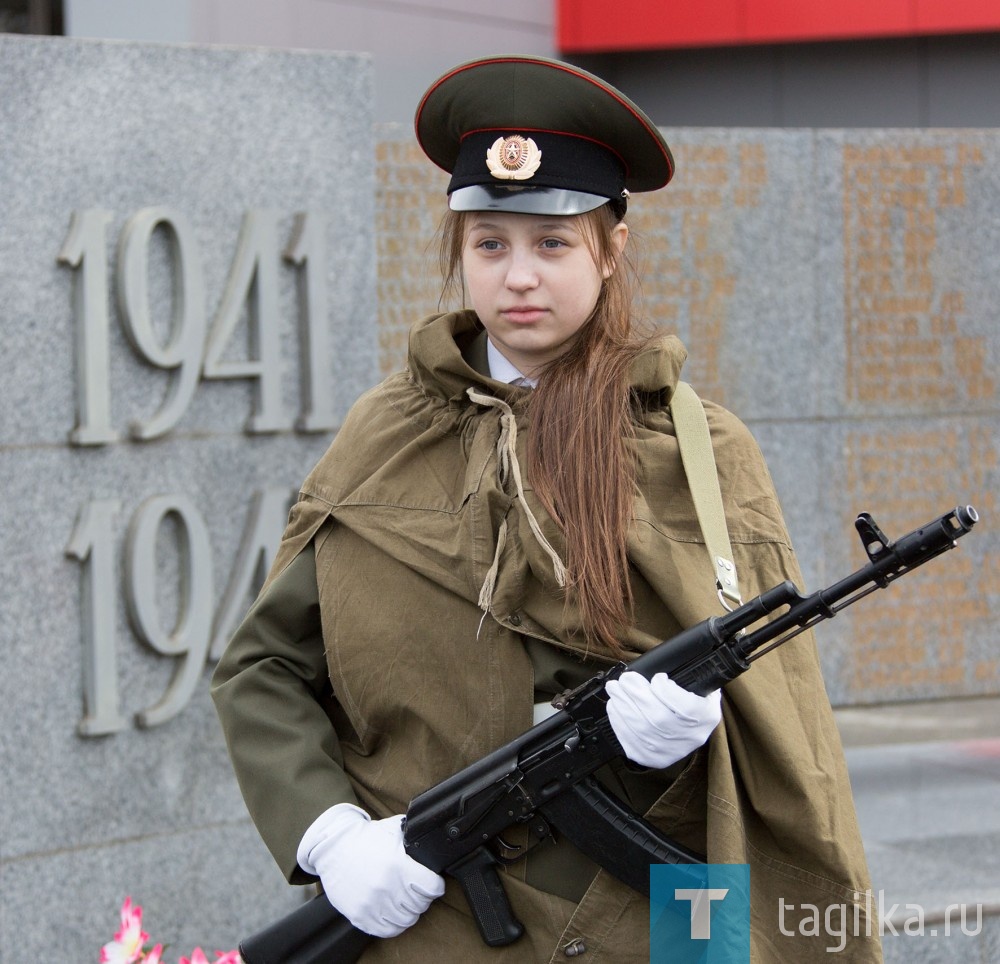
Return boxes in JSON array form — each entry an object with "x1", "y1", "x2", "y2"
[{"x1": 449, "y1": 846, "x2": 524, "y2": 947}]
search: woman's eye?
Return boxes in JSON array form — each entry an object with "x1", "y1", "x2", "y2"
[
  {"x1": 541, "y1": 238, "x2": 566, "y2": 249},
  {"x1": 478, "y1": 239, "x2": 502, "y2": 251}
]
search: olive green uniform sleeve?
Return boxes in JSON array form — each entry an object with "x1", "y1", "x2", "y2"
[{"x1": 211, "y1": 543, "x2": 358, "y2": 884}]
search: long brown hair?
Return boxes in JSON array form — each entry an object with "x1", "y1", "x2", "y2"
[{"x1": 440, "y1": 204, "x2": 649, "y2": 658}]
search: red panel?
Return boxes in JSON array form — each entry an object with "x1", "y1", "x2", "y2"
[
  {"x1": 745, "y1": 0, "x2": 915, "y2": 43},
  {"x1": 557, "y1": 0, "x2": 744, "y2": 52},
  {"x1": 917, "y1": 0, "x2": 1000, "y2": 33},
  {"x1": 557, "y1": 0, "x2": 1000, "y2": 52}
]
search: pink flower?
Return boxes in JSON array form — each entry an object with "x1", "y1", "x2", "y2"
[
  {"x1": 101, "y1": 897, "x2": 241, "y2": 964},
  {"x1": 179, "y1": 950, "x2": 210, "y2": 964},
  {"x1": 100, "y1": 898, "x2": 149, "y2": 964}
]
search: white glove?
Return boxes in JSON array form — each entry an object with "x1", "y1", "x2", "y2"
[
  {"x1": 605, "y1": 671, "x2": 722, "y2": 769},
  {"x1": 296, "y1": 803, "x2": 446, "y2": 938}
]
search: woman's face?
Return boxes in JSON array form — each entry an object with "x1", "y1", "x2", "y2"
[{"x1": 461, "y1": 210, "x2": 628, "y2": 379}]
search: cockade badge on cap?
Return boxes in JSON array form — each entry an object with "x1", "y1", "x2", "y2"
[{"x1": 486, "y1": 134, "x2": 542, "y2": 180}]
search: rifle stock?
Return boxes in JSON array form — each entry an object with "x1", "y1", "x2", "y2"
[
  {"x1": 238, "y1": 897, "x2": 369, "y2": 964},
  {"x1": 238, "y1": 504, "x2": 978, "y2": 964}
]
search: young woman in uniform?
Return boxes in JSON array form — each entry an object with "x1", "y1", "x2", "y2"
[{"x1": 213, "y1": 56, "x2": 881, "y2": 962}]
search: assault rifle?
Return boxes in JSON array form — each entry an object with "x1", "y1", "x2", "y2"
[{"x1": 239, "y1": 504, "x2": 979, "y2": 964}]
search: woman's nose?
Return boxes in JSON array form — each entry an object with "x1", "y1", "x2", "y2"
[{"x1": 505, "y1": 252, "x2": 539, "y2": 291}]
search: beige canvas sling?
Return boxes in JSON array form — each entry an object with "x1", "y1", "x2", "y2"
[{"x1": 670, "y1": 381, "x2": 742, "y2": 609}]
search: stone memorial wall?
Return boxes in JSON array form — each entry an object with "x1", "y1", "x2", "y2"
[
  {"x1": 0, "y1": 33, "x2": 996, "y2": 957},
  {"x1": 0, "y1": 35, "x2": 376, "y2": 956}
]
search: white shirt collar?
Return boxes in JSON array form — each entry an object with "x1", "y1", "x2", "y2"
[{"x1": 486, "y1": 338, "x2": 537, "y2": 388}]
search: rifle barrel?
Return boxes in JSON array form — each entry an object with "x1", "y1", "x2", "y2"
[{"x1": 741, "y1": 505, "x2": 978, "y2": 664}]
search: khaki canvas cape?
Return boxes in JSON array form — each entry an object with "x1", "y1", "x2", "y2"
[{"x1": 215, "y1": 310, "x2": 882, "y2": 962}]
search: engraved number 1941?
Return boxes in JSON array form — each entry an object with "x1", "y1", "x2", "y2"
[{"x1": 58, "y1": 207, "x2": 334, "y2": 444}]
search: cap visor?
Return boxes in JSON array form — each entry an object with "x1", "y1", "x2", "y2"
[{"x1": 449, "y1": 185, "x2": 610, "y2": 216}]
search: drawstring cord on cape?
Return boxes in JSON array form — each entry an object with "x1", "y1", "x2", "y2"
[{"x1": 466, "y1": 388, "x2": 567, "y2": 615}]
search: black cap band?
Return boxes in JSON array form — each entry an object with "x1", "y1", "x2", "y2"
[{"x1": 448, "y1": 129, "x2": 626, "y2": 201}]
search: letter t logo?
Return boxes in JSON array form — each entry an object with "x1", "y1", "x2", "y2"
[
  {"x1": 650, "y1": 863, "x2": 749, "y2": 963},
  {"x1": 674, "y1": 888, "x2": 730, "y2": 939}
]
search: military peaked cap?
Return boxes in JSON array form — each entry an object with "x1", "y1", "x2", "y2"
[{"x1": 414, "y1": 55, "x2": 674, "y2": 216}]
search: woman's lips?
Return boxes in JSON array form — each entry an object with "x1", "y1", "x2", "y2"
[{"x1": 501, "y1": 307, "x2": 547, "y2": 324}]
